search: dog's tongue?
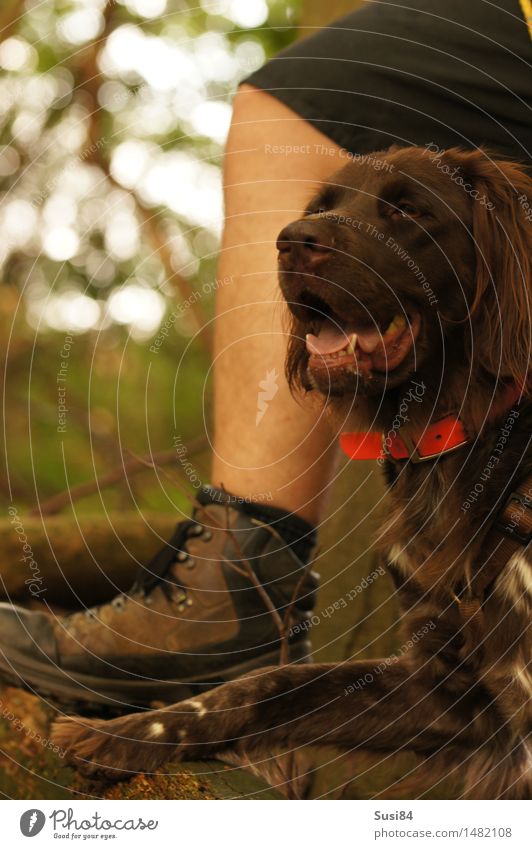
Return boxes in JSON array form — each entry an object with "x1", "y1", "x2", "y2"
[
  {"x1": 305, "y1": 324, "x2": 350, "y2": 355},
  {"x1": 305, "y1": 323, "x2": 383, "y2": 355}
]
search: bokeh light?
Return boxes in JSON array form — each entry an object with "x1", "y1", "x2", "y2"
[{"x1": 0, "y1": 0, "x2": 300, "y2": 337}]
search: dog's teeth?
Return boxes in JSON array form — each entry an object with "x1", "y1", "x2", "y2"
[
  {"x1": 347, "y1": 333, "x2": 357, "y2": 355},
  {"x1": 384, "y1": 314, "x2": 406, "y2": 336}
]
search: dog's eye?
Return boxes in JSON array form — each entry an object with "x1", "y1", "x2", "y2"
[{"x1": 389, "y1": 201, "x2": 421, "y2": 219}]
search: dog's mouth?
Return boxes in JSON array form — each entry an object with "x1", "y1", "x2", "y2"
[
  {"x1": 296, "y1": 296, "x2": 421, "y2": 389},
  {"x1": 306, "y1": 312, "x2": 420, "y2": 371}
]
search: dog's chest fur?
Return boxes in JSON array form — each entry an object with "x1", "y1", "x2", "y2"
[{"x1": 380, "y1": 406, "x2": 532, "y2": 741}]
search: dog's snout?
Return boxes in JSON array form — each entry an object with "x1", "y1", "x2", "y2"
[{"x1": 277, "y1": 220, "x2": 332, "y2": 269}]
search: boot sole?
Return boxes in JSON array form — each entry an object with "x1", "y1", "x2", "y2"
[{"x1": 0, "y1": 641, "x2": 313, "y2": 714}]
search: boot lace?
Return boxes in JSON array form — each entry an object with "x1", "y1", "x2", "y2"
[{"x1": 76, "y1": 520, "x2": 204, "y2": 622}]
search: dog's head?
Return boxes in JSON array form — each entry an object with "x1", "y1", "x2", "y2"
[{"x1": 278, "y1": 146, "x2": 531, "y2": 415}]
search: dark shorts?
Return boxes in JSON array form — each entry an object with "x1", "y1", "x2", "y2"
[{"x1": 244, "y1": 0, "x2": 532, "y2": 163}]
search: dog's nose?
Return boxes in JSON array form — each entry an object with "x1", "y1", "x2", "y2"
[{"x1": 277, "y1": 221, "x2": 332, "y2": 270}]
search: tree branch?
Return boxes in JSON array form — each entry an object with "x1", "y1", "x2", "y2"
[
  {"x1": 30, "y1": 436, "x2": 207, "y2": 517},
  {"x1": 73, "y1": 2, "x2": 211, "y2": 350},
  {"x1": 0, "y1": 0, "x2": 26, "y2": 41}
]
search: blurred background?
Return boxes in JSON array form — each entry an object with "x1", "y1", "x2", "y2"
[{"x1": 1, "y1": 0, "x2": 306, "y2": 518}]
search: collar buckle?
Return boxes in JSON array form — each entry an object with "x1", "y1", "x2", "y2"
[{"x1": 391, "y1": 428, "x2": 429, "y2": 464}]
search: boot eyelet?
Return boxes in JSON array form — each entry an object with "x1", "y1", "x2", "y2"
[
  {"x1": 186, "y1": 598, "x2": 193, "y2": 607},
  {"x1": 202, "y1": 530, "x2": 212, "y2": 542},
  {"x1": 192, "y1": 524, "x2": 203, "y2": 535},
  {"x1": 111, "y1": 596, "x2": 125, "y2": 612},
  {"x1": 145, "y1": 595, "x2": 153, "y2": 605},
  {"x1": 177, "y1": 604, "x2": 185, "y2": 612},
  {"x1": 185, "y1": 558, "x2": 196, "y2": 569},
  {"x1": 176, "y1": 551, "x2": 189, "y2": 562}
]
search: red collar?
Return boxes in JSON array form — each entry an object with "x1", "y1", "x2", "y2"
[{"x1": 340, "y1": 383, "x2": 524, "y2": 464}]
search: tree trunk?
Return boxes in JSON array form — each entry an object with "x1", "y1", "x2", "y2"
[{"x1": 0, "y1": 512, "x2": 180, "y2": 607}]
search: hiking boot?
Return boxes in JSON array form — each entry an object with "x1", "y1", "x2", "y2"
[{"x1": 0, "y1": 488, "x2": 318, "y2": 711}]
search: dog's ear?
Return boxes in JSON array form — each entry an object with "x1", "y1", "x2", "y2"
[{"x1": 463, "y1": 152, "x2": 532, "y2": 386}]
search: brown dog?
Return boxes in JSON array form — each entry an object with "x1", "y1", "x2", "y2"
[{"x1": 52, "y1": 146, "x2": 532, "y2": 799}]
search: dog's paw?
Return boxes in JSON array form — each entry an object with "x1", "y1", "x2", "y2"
[{"x1": 51, "y1": 712, "x2": 181, "y2": 782}]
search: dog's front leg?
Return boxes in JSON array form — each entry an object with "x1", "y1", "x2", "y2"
[{"x1": 52, "y1": 660, "x2": 470, "y2": 780}]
